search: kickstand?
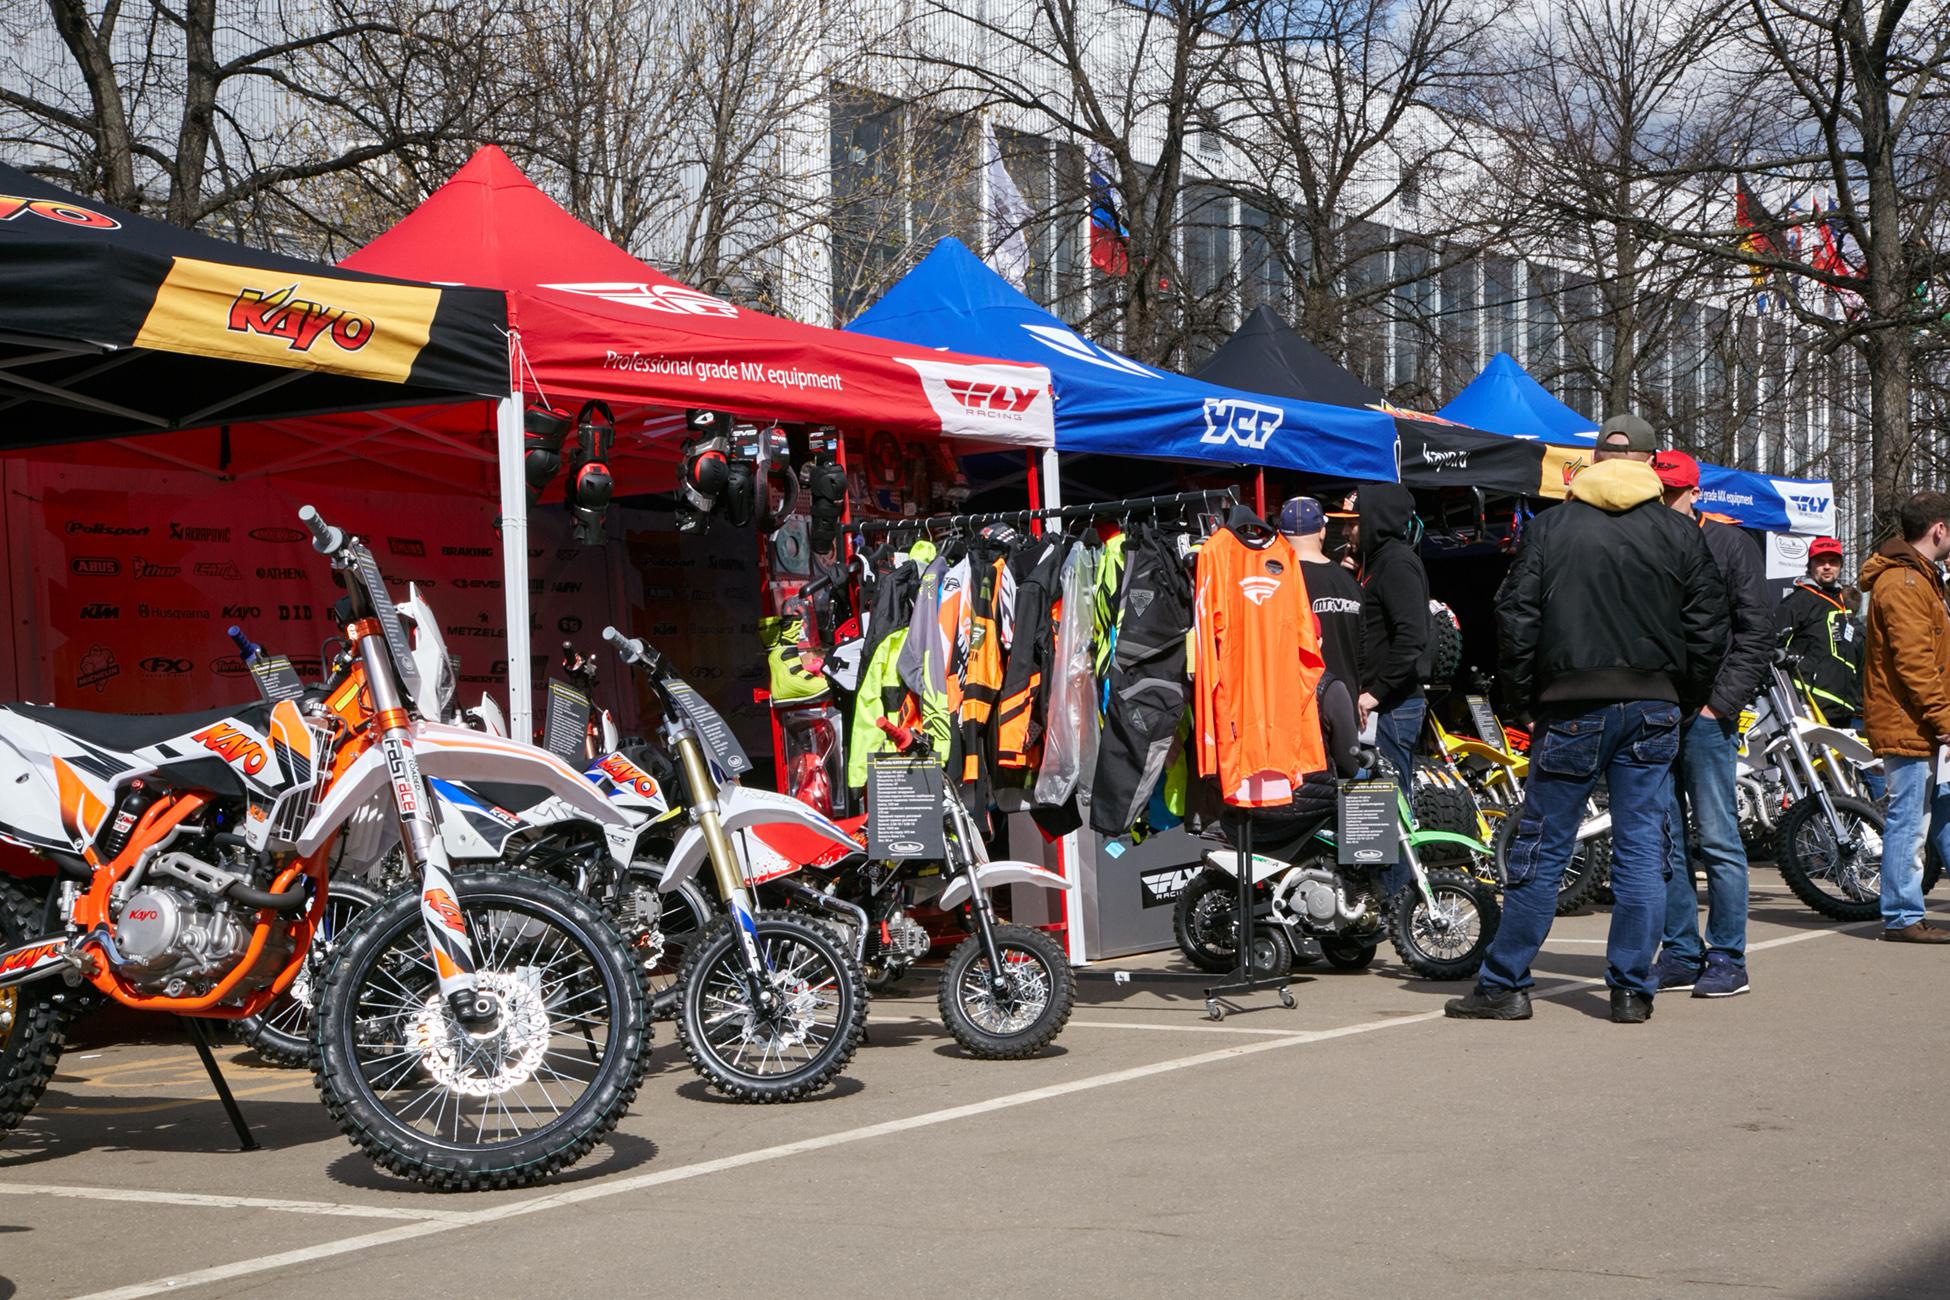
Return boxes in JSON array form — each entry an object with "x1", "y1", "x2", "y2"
[
  {"x1": 180, "y1": 1016, "x2": 258, "y2": 1152},
  {"x1": 1202, "y1": 810, "x2": 1297, "y2": 1021}
]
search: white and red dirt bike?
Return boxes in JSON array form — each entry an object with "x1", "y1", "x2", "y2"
[{"x1": 0, "y1": 508, "x2": 647, "y2": 1190}]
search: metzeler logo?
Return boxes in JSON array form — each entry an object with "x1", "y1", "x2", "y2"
[
  {"x1": 227, "y1": 284, "x2": 374, "y2": 353},
  {"x1": 1201, "y1": 398, "x2": 1284, "y2": 452},
  {"x1": 1239, "y1": 576, "x2": 1281, "y2": 606},
  {"x1": 249, "y1": 526, "x2": 308, "y2": 544},
  {"x1": 943, "y1": 381, "x2": 1041, "y2": 416},
  {"x1": 0, "y1": 195, "x2": 120, "y2": 230}
]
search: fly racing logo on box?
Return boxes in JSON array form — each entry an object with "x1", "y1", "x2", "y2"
[
  {"x1": 1202, "y1": 397, "x2": 1284, "y2": 452},
  {"x1": 1771, "y1": 479, "x2": 1835, "y2": 533},
  {"x1": 1138, "y1": 864, "x2": 1199, "y2": 908},
  {"x1": 542, "y1": 281, "x2": 738, "y2": 317},
  {"x1": 893, "y1": 356, "x2": 1054, "y2": 445}
]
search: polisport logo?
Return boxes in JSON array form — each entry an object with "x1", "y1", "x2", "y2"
[
  {"x1": 1201, "y1": 397, "x2": 1284, "y2": 452},
  {"x1": 250, "y1": 526, "x2": 308, "y2": 544},
  {"x1": 227, "y1": 283, "x2": 374, "y2": 353},
  {"x1": 541, "y1": 281, "x2": 738, "y2": 317},
  {"x1": 894, "y1": 356, "x2": 1055, "y2": 443},
  {"x1": 195, "y1": 561, "x2": 242, "y2": 581},
  {"x1": 0, "y1": 195, "x2": 121, "y2": 229},
  {"x1": 72, "y1": 557, "x2": 120, "y2": 577},
  {"x1": 64, "y1": 521, "x2": 147, "y2": 536}
]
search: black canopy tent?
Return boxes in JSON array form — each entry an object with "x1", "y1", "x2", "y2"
[
  {"x1": 1192, "y1": 305, "x2": 1548, "y2": 496},
  {"x1": 0, "y1": 164, "x2": 508, "y2": 448}
]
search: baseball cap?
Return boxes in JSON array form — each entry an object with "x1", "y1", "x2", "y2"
[
  {"x1": 1650, "y1": 450, "x2": 1700, "y2": 490},
  {"x1": 1278, "y1": 496, "x2": 1327, "y2": 536},
  {"x1": 1596, "y1": 411, "x2": 1657, "y2": 453},
  {"x1": 1809, "y1": 535, "x2": 1844, "y2": 559}
]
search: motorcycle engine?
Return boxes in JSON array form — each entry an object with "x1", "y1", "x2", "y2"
[
  {"x1": 114, "y1": 885, "x2": 255, "y2": 991},
  {"x1": 1273, "y1": 867, "x2": 1369, "y2": 926},
  {"x1": 884, "y1": 911, "x2": 932, "y2": 963}
]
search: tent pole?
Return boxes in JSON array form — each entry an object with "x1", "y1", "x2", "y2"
[
  {"x1": 1254, "y1": 467, "x2": 1266, "y2": 517},
  {"x1": 1041, "y1": 448, "x2": 1087, "y2": 968},
  {"x1": 495, "y1": 389, "x2": 534, "y2": 740}
]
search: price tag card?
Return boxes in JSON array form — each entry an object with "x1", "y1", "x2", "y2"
[
  {"x1": 542, "y1": 678, "x2": 591, "y2": 762},
  {"x1": 665, "y1": 678, "x2": 752, "y2": 778},
  {"x1": 866, "y1": 755, "x2": 947, "y2": 860},
  {"x1": 1337, "y1": 779, "x2": 1400, "y2": 866},
  {"x1": 249, "y1": 655, "x2": 307, "y2": 703},
  {"x1": 1465, "y1": 695, "x2": 1504, "y2": 748}
]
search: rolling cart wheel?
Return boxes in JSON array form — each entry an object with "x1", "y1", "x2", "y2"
[
  {"x1": 1278, "y1": 987, "x2": 1296, "y2": 1009},
  {"x1": 1206, "y1": 999, "x2": 1223, "y2": 1022}
]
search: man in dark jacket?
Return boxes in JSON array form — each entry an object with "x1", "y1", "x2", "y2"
[
  {"x1": 1280, "y1": 495, "x2": 1367, "y2": 687},
  {"x1": 1350, "y1": 483, "x2": 1430, "y2": 799},
  {"x1": 1647, "y1": 452, "x2": 1770, "y2": 998},
  {"x1": 1449, "y1": 412, "x2": 1728, "y2": 1025}
]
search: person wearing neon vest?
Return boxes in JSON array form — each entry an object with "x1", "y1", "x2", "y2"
[{"x1": 1777, "y1": 536, "x2": 1864, "y2": 723}]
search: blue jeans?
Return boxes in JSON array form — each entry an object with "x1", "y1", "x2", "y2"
[
  {"x1": 1375, "y1": 694, "x2": 1426, "y2": 897},
  {"x1": 1878, "y1": 755, "x2": 1950, "y2": 930},
  {"x1": 1662, "y1": 713, "x2": 1748, "y2": 968},
  {"x1": 1481, "y1": 700, "x2": 1681, "y2": 997}
]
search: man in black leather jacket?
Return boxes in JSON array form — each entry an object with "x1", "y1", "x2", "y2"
[{"x1": 1450, "y1": 412, "x2": 1728, "y2": 1025}]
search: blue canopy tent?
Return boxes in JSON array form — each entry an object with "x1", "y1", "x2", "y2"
[
  {"x1": 847, "y1": 239, "x2": 1399, "y2": 482},
  {"x1": 1440, "y1": 352, "x2": 1835, "y2": 536}
]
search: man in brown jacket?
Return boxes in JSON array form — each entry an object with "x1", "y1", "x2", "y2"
[{"x1": 1861, "y1": 490, "x2": 1950, "y2": 942}]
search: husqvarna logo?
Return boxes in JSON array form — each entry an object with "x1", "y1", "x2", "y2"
[{"x1": 1201, "y1": 398, "x2": 1283, "y2": 451}]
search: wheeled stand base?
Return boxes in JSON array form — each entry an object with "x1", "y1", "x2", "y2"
[{"x1": 1203, "y1": 812, "x2": 1297, "y2": 1022}]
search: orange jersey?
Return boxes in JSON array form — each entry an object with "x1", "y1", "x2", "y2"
[{"x1": 1193, "y1": 528, "x2": 1326, "y2": 807}]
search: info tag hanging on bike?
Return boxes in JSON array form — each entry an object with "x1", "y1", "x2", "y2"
[
  {"x1": 541, "y1": 678, "x2": 591, "y2": 761},
  {"x1": 866, "y1": 754, "x2": 948, "y2": 860},
  {"x1": 1337, "y1": 779, "x2": 1401, "y2": 866}
]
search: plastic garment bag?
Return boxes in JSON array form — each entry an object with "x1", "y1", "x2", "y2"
[{"x1": 1033, "y1": 539, "x2": 1101, "y2": 807}]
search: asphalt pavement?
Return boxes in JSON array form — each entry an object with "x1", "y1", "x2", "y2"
[{"x1": 2, "y1": 876, "x2": 1945, "y2": 1300}]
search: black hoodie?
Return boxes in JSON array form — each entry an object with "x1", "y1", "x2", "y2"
[{"x1": 1357, "y1": 483, "x2": 1430, "y2": 708}]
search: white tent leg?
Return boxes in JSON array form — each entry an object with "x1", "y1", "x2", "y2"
[
  {"x1": 1041, "y1": 448, "x2": 1089, "y2": 967},
  {"x1": 495, "y1": 392, "x2": 533, "y2": 740}
]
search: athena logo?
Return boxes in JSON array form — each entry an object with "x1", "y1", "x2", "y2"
[{"x1": 1239, "y1": 576, "x2": 1281, "y2": 606}]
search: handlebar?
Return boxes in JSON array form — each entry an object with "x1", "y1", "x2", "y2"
[
  {"x1": 298, "y1": 505, "x2": 345, "y2": 557},
  {"x1": 603, "y1": 626, "x2": 665, "y2": 678},
  {"x1": 874, "y1": 716, "x2": 917, "y2": 753},
  {"x1": 226, "y1": 625, "x2": 262, "y2": 664}
]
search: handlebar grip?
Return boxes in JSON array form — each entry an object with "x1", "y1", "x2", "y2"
[
  {"x1": 298, "y1": 505, "x2": 344, "y2": 556},
  {"x1": 602, "y1": 626, "x2": 645, "y2": 662},
  {"x1": 875, "y1": 717, "x2": 916, "y2": 751},
  {"x1": 227, "y1": 625, "x2": 262, "y2": 663}
]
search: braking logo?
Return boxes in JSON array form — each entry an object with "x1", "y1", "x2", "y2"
[
  {"x1": 0, "y1": 195, "x2": 120, "y2": 229},
  {"x1": 227, "y1": 283, "x2": 375, "y2": 353},
  {"x1": 943, "y1": 381, "x2": 1041, "y2": 415},
  {"x1": 542, "y1": 281, "x2": 739, "y2": 317},
  {"x1": 1201, "y1": 398, "x2": 1283, "y2": 452},
  {"x1": 594, "y1": 753, "x2": 660, "y2": 799},
  {"x1": 191, "y1": 721, "x2": 268, "y2": 775}
]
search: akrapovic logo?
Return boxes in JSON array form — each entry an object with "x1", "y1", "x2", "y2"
[
  {"x1": 227, "y1": 283, "x2": 374, "y2": 353},
  {"x1": 169, "y1": 523, "x2": 231, "y2": 542},
  {"x1": 1201, "y1": 397, "x2": 1283, "y2": 452}
]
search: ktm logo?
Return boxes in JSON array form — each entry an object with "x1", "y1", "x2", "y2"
[
  {"x1": 191, "y1": 721, "x2": 267, "y2": 775},
  {"x1": 0, "y1": 942, "x2": 63, "y2": 974},
  {"x1": 423, "y1": 888, "x2": 467, "y2": 933},
  {"x1": 595, "y1": 754, "x2": 659, "y2": 799},
  {"x1": 0, "y1": 195, "x2": 119, "y2": 230},
  {"x1": 227, "y1": 284, "x2": 374, "y2": 353},
  {"x1": 1239, "y1": 576, "x2": 1281, "y2": 606},
  {"x1": 943, "y1": 381, "x2": 1040, "y2": 414}
]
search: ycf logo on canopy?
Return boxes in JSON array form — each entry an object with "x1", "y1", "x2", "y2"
[{"x1": 1201, "y1": 397, "x2": 1283, "y2": 452}]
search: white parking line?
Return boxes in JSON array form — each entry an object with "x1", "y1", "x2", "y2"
[
  {"x1": 63, "y1": 920, "x2": 1878, "y2": 1300},
  {"x1": 0, "y1": 1182, "x2": 469, "y2": 1223}
]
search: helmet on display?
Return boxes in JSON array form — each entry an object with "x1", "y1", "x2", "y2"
[
  {"x1": 564, "y1": 400, "x2": 615, "y2": 546},
  {"x1": 523, "y1": 403, "x2": 572, "y2": 504}
]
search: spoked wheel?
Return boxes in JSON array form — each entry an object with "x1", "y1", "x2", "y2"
[
  {"x1": 938, "y1": 925, "x2": 1077, "y2": 1060},
  {"x1": 1493, "y1": 803, "x2": 1603, "y2": 915},
  {"x1": 675, "y1": 911, "x2": 866, "y2": 1103},
  {"x1": 236, "y1": 878, "x2": 383, "y2": 1068},
  {"x1": 312, "y1": 870, "x2": 647, "y2": 1191},
  {"x1": 1390, "y1": 868, "x2": 1500, "y2": 980},
  {"x1": 0, "y1": 875, "x2": 69, "y2": 1138},
  {"x1": 1172, "y1": 867, "x2": 1246, "y2": 974},
  {"x1": 1775, "y1": 795, "x2": 1885, "y2": 922}
]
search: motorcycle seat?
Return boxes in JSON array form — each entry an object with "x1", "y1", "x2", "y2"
[
  {"x1": 1228, "y1": 809, "x2": 1335, "y2": 862},
  {"x1": 7, "y1": 701, "x2": 274, "y2": 754}
]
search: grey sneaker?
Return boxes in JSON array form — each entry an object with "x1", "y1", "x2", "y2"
[{"x1": 1692, "y1": 954, "x2": 1750, "y2": 998}]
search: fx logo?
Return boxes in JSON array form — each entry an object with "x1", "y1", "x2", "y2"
[{"x1": 1200, "y1": 398, "x2": 1284, "y2": 452}]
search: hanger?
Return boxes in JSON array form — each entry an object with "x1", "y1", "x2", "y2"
[{"x1": 1225, "y1": 500, "x2": 1277, "y2": 548}]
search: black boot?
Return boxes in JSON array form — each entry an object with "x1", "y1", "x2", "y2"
[
  {"x1": 1444, "y1": 986, "x2": 1533, "y2": 1020},
  {"x1": 1610, "y1": 989, "x2": 1654, "y2": 1024}
]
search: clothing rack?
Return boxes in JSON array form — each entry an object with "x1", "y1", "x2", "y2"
[{"x1": 847, "y1": 487, "x2": 1241, "y2": 538}]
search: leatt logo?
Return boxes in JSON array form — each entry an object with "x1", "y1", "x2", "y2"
[
  {"x1": 132, "y1": 556, "x2": 180, "y2": 580},
  {"x1": 1201, "y1": 398, "x2": 1284, "y2": 452},
  {"x1": 227, "y1": 284, "x2": 375, "y2": 353},
  {"x1": 943, "y1": 381, "x2": 1041, "y2": 415},
  {"x1": 1239, "y1": 576, "x2": 1281, "y2": 606},
  {"x1": 169, "y1": 523, "x2": 231, "y2": 542},
  {"x1": 191, "y1": 721, "x2": 267, "y2": 775}
]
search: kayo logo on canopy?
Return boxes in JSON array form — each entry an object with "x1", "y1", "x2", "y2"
[
  {"x1": 0, "y1": 195, "x2": 120, "y2": 230},
  {"x1": 1201, "y1": 397, "x2": 1283, "y2": 452},
  {"x1": 543, "y1": 282, "x2": 738, "y2": 318},
  {"x1": 228, "y1": 283, "x2": 375, "y2": 354}
]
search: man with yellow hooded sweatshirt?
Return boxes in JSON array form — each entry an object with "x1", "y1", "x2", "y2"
[{"x1": 1449, "y1": 413, "x2": 1729, "y2": 1025}]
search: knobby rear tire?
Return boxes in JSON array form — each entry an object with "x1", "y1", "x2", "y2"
[{"x1": 0, "y1": 875, "x2": 68, "y2": 1138}]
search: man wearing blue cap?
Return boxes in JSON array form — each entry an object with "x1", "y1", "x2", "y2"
[{"x1": 1280, "y1": 496, "x2": 1367, "y2": 687}]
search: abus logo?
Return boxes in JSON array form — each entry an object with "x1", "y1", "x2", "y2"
[
  {"x1": 542, "y1": 281, "x2": 738, "y2": 317},
  {"x1": 249, "y1": 526, "x2": 308, "y2": 544},
  {"x1": 195, "y1": 561, "x2": 242, "y2": 581},
  {"x1": 388, "y1": 537, "x2": 426, "y2": 557},
  {"x1": 255, "y1": 566, "x2": 305, "y2": 581},
  {"x1": 0, "y1": 194, "x2": 121, "y2": 230},
  {"x1": 1201, "y1": 398, "x2": 1284, "y2": 451},
  {"x1": 132, "y1": 556, "x2": 180, "y2": 580},
  {"x1": 1239, "y1": 576, "x2": 1281, "y2": 606},
  {"x1": 72, "y1": 557, "x2": 120, "y2": 577},
  {"x1": 169, "y1": 523, "x2": 231, "y2": 542},
  {"x1": 64, "y1": 521, "x2": 147, "y2": 536},
  {"x1": 140, "y1": 657, "x2": 192, "y2": 674},
  {"x1": 227, "y1": 283, "x2": 374, "y2": 353},
  {"x1": 79, "y1": 603, "x2": 119, "y2": 619},
  {"x1": 943, "y1": 381, "x2": 1040, "y2": 415}
]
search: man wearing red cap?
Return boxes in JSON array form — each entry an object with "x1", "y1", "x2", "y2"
[
  {"x1": 1777, "y1": 535, "x2": 1866, "y2": 730},
  {"x1": 1650, "y1": 450, "x2": 1771, "y2": 998}
]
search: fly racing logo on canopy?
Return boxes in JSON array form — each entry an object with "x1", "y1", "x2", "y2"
[
  {"x1": 542, "y1": 281, "x2": 738, "y2": 317},
  {"x1": 1200, "y1": 397, "x2": 1283, "y2": 452}
]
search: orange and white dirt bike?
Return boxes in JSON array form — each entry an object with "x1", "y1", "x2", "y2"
[{"x1": 0, "y1": 507, "x2": 647, "y2": 1190}]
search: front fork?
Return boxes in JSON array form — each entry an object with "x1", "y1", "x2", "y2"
[
  {"x1": 673, "y1": 733, "x2": 776, "y2": 1011},
  {"x1": 358, "y1": 635, "x2": 492, "y2": 1028},
  {"x1": 945, "y1": 798, "x2": 1008, "y2": 992}
]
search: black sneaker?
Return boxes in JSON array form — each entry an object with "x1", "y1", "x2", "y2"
[
  {"x1": 1444, "y1": 986, "x2": 1533, "y2": 1020},
  {"x1": 1610, "y1": 989, "x2": 1654, "y2": 1023}
]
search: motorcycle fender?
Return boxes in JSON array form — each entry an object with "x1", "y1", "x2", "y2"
[
  {"x1": 657, "y1": 789, "x2": 861, "y2": 892},
  {"x1": 1798, "y1": 724, "x2": 1876, "y2": 766},
  {"x1": 1200, "y1": 848, "x2": 1299, "y2": 886},
  {"x1": 1404, "y1": 829, "x2": 1490, "y2": 858},
  {"x1": 937, "y1": 860, "x2": 1067, "y2": 912}
]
